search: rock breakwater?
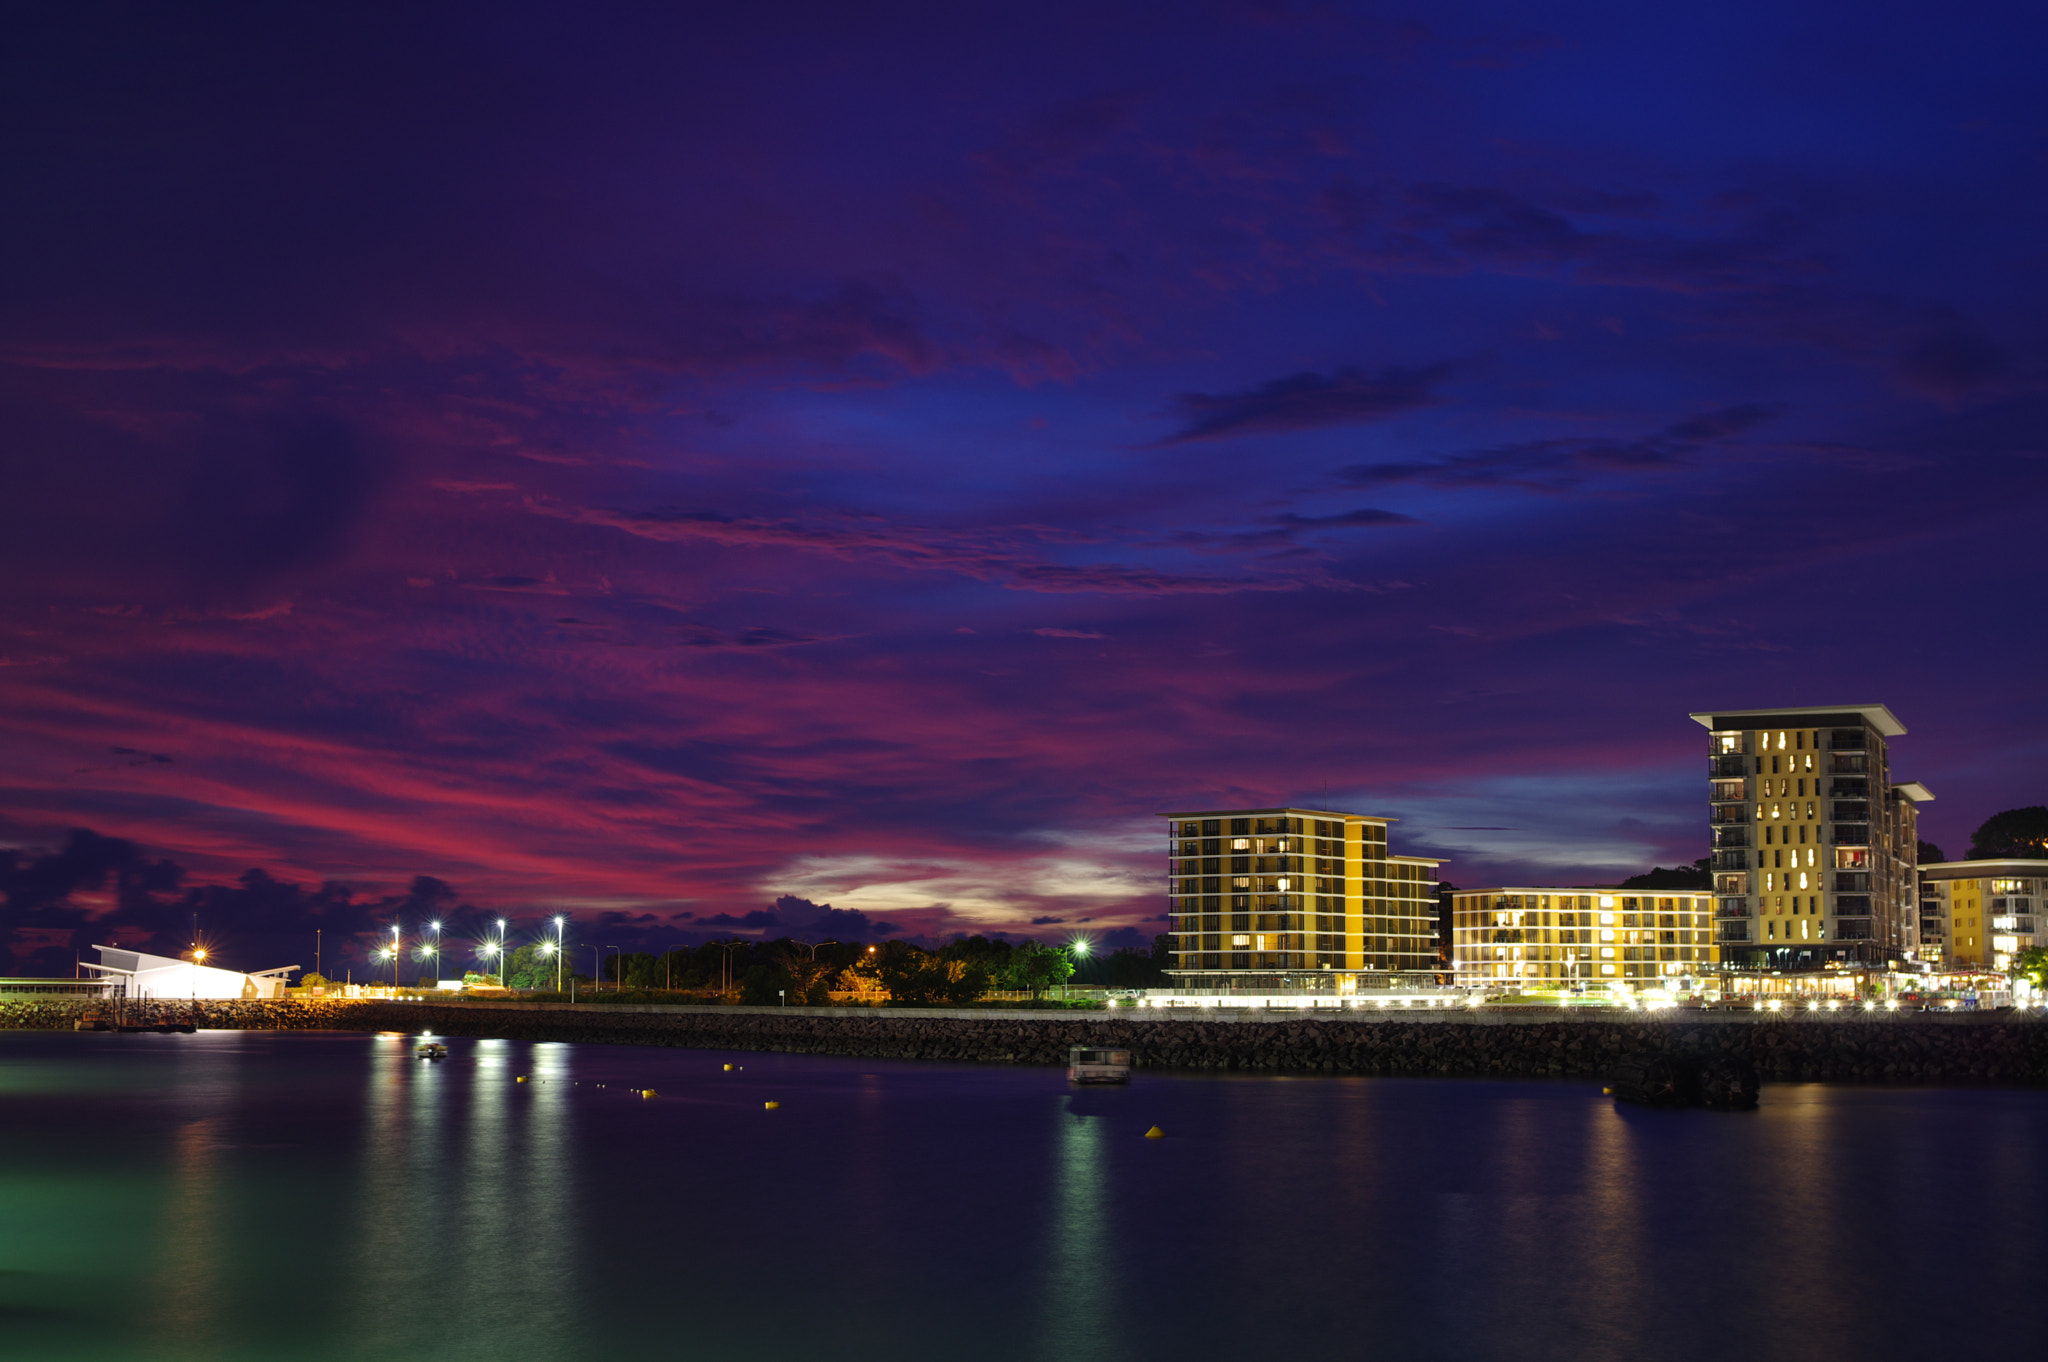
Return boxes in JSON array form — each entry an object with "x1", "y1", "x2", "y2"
[{"x1": 7, "y1": 998, "x2": 2047, "y2": 1087}]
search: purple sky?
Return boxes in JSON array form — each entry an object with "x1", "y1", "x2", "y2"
[{"x1": 4, "y1": 1, "x2": 2045, "y2": 968}]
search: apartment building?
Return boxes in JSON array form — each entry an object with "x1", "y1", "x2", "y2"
[
  {"x1": 1449, "y1": 888, "x2": 1717, "y2": 990},
  {"x1": 1162, "y1": 807, "x2": 1441, "y2": 988},
  {"x1": 1916, "y1": 860, "x2": 2046, "y2": 971},
  {"x1": 1690, "y1": 704, "x2": 1932, "y2": 969}
]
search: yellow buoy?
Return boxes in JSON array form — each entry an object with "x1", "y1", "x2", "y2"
[
  {"x1": 722, "y1": 1063, "x2": 732, "y2": 1071},
  {"x1": 642, "y1": 1089, "x2": 656, "y2": 1098},
  {"x1": 1144, "y1": 1126, "x2": 1165, "y2": 1139},
  {"x1": 1602, "y1": 1088, "x2": 1613, "y2": 1095},
  {"x1": 515, "y1": 1076, "x2": 527, "y2": 1083},
  {"x1": 764, "y1": 1100, "x2": 780, "y2": 1110}
]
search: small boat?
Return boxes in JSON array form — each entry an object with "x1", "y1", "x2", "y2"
[
  {"x1": 1067, "y1": 1046, "x2": 1131, "y2": 1085},
  {"x1": 416, "y1": 1043, "x2": 450, "y2": 1060}
]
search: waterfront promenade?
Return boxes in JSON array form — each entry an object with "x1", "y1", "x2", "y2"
[{"x1": 5, "y1": 996, "x2": 2047, "y2": 1086}]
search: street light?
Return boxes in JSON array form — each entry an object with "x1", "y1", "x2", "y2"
[{"x1": 553, "y1": 916, "x2": 566, "y2": 991}]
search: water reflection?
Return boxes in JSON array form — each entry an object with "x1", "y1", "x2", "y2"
[
  {"x1": 346, "y1": 1034, "x2": 575, "y2": 1356},
  {"x1": 145, "y1": 1117, "x2": 223, "y2": 1354},
  {"x1": 1039, "y1": 1102, "x2": 1114, "y2": 1360}
]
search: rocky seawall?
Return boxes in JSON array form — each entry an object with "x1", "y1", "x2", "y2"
[{"x1": 7, "y1": 997, "x2": 2048, "y2": 1086}]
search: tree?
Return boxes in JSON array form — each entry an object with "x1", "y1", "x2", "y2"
[
  {"x1": 1620, "y1": 857, "x2": 1712, "y2": 890},
  {"x1": 872, "y1": 942, "x2": 990, "y2": 1006},
  {"x1": 1917, "y1": 840, "x2": 1946, "y2": 865},
  {"x1": 1000, "y1": 940, "x2": 1074, "y2": 998},
  {"x1": 2013, "y1": 945, "x2": 2048, "y2": 994},
  {"x1": 1967, "y1": 807, "x2": 2048, "y2": 861}
]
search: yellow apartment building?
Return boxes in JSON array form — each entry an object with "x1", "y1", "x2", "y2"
[
  {"x1": 1915, "y1": 860, "x2": 2046, "y2": 971},
  {"x1": 1162, "y1": 807, "x2": 1442, "y2": 988},
  {"x1": 1689, "y1": 704, "x2": 1931, "y2": 969},
  {"x1": 1450, "y1": 888, "x2": 1717, "y2": 989}
]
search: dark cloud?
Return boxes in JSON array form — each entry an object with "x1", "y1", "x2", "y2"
[
  {"x1": 1336, "y1": 403, "x2": 1787, "y2": 493},
  {"x1": 1272, "y1": 508, "x2": 1420, "y2": 529},
  {"x1": 1154, "y1": 363, "x2": 1453, "y2": 444}
]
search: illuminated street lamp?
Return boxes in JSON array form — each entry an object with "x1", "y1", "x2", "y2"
[{"x1": 553, "y1": 915, "x2": 566, "y2": 991}]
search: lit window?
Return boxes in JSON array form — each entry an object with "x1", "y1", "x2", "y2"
[
  {"x1": 1798, "y1": 872, "x2": 1808, "y2": 890},
  {"x1": 1599, "y1": 896, "x2": 1615, "y2": 908},
  {"x1": 1231, "y1": 934, "x2": 1249, "y2": 947},
  {"x1": 1600, "y1": 930, "x2": 1615, "y2": 943},
  {"x1": 1233, "y1": 838, "x2": 1249, "y2": 850}
]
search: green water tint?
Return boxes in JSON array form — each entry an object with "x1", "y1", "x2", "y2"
[{"x1": 3, "y1": 1030, "x2": 2045, "y2": 1362}]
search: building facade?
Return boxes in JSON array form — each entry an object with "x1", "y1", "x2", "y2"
[
  {"x1": 1915, "y1": 860, "x2": 2046, "y2": 972},
  {"x1": 1689, "y1": 704, "x2": 1932, "y2": 969},
  {"x1": 1163, "y1": 807, "x2": 1441, "y2": 988},
  {"x1": 1450, "y1": 888, "x2": 1717, "y2": 989}
]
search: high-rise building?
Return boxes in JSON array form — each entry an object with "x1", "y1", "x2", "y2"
[
  {"x1": 1449, "y1": 887, "x2": 1718, "y2": 989},
  {"x1": 1688, "y1": 704, "x2": 1932, "y2": 969},
  {"x1": 1915, "y1": 860, "x2": 2047, "y2": 971},
  {"x1": 1162, "y1": 807, "x2": 1442, "y2": 989}
]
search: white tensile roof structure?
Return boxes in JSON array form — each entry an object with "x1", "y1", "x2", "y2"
[{"x1": 82, "y1": 946, "x2": 298, "y2": 1000}]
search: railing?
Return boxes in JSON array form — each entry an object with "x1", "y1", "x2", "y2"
[
  {"x1": 1832, "y1": 825, "x2": 1870, "y2": 846},
  {"x1": 1829, "y1": 779, "x2": 1868, "y2": 797},
  {"x1": 1713, "y1": 851, "x2": 1750, "y2": 870},
  {"x1": 1833, "y1": 801, "x2": 1870, "y2": 821},
  {"x1": 1829, "y1": 731, "x2": 1867, "y2": 751},
  {"x1": 1713, "y1": 827, "x2": 1751, "y2": 848},
  {"x1": 1709, "y1": 755, "x2": 1748, "y2": 778},
  {"x1": 1710, "y1": 806, "x2": 1748, "y2": 823},
  {"x1": 1829, "y1": 754, "x2": 1867, "y2": 773}
]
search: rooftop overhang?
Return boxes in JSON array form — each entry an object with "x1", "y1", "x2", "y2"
[
  {"x1": 1688, "y1": 704, "x2": 1905, "y2": 736},
  {"x1": 1917, "y1": 857, "x2": 2048, "y2": 879},
  {"x1": 1893, "y1": 781, "x2": 1935, "y2": 802},
  {"x1": 1159, "y1": 808, "x2": 1393, "y2": 822}
]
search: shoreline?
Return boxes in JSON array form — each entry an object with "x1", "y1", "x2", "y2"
[{"x1": 5, "y1": 997, "x2": 2047, "y2": 1086}]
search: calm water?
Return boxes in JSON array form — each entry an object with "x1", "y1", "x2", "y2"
[{"x1": 1, "y1": 1029, "x2": 2042, "y2": 1362}]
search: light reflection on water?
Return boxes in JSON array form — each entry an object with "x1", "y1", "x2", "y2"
[{"x1": 0, "y1": 1032, "x2": 2042, "y2": 1362}]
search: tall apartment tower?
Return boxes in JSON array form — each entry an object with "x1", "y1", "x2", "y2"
[
  {"x1": 1162, "y1": 807, "x2": 1442, "y2": 989},
  {"x1": 1688, "y1": 704, "x2": 1932, "y2": 969}
]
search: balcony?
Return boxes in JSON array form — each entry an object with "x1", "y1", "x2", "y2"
[
  {"x1": 1834, "y1": 872, "x2": 1871, "y2": 892},
  {"x1": 1717, "y1": 899, "x2": 1750, "y2": 917},
  {"x1": 1832, "y1": 801, "x2": 1870, "y2": 821},
  {"x1": 1832, "y1": 825, "x2": 1870, "y2": 847},
  {"x1": 1712, "y1": 851, "x2": 1750, "y2": 871},
  {"x1": 1830, "y1": 754, "x2": 1868, "y2": 774},
  {"x1": 1710, "y1": 805, "x2": 1748, "y2": 824},
  {"x1": 1829, "y1": 779, "x2": 1869, "y2": 798},
  {"x1": 1713, "y1": 827, "x2": 1751, "y2": 849},
  {"x1": 1718, "y1": 923, "x2": 1752, "y2": 942},
  {"x1": 1709, "y1": 754, "x2": 1749, "y2": 778},
  {"x1": 1834, "y1": 895, "x2": 1873, "y2": 915},
  {"x1": 1829, "y1": 730, "x2": 1868, "y2": 751}
]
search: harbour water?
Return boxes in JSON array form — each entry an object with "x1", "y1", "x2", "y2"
[{"x1": 1, "y1": 1029, "x2": 2042, "y2": 1361}]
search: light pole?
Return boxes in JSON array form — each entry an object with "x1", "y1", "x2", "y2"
[
  {"x1": 553, "y1": 916, "x2": 566, "y2": 991},
  {"x1": 606, "y1": 945, "x2": 623, "y2": 992},
  {"x1": 540, "y1": 939, "x2": 558, "y2": 994},
  {"x1": 708, "y1": 941, "x2": 742, "y2": 998},
  {"x1": 496, "y1": 920, "x2": 508, "y2": 986},
  {"x1": 422, "y1": 919, "x2": 442, "y2": 990},
  {"x1": 391, "y1": 924, "x2": 403, "y2": 991}
]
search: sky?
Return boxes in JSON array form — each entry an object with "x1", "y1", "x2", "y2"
[{"x1": 4, "y1": 0, "x2": 2046, "y2": 973}]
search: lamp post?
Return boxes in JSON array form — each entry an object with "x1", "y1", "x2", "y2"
[
  {"x1": 539, "y1": 939, "x2": 558, "y2": 994},
  {"x1": 423, "y1": 919, "x2": 442, "y2": 991},
  {"x1": 707, "y1": 941, "x2": 743, "y2": 998},
  {"x1": 606, "y1": 944, "x2": 623, "y2": 992},
  {"x1": 496, "y1": 920, "x2": 508, "y2": 987},
  {"x1": 553, "y1": 916, "x2": 566, "y2": 991},
  {"x1": 390, "y1": 924, "x2": 403, "y2": 991}
]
